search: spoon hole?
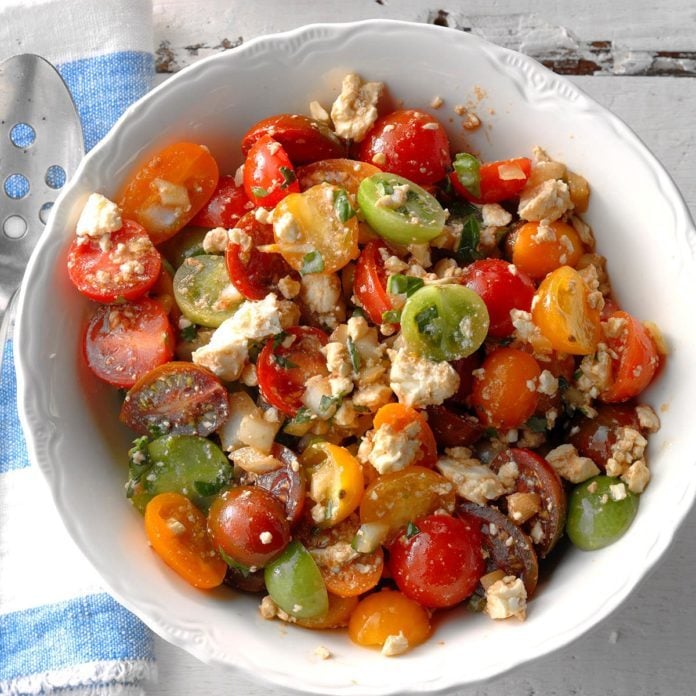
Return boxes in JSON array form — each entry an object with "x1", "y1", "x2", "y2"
[
  {"x1": 45, "y1": 165, "x2": 66, "y2": 190},
  {"x1": 10, "y1": 122, "x2": 36, "y2": 149},
  {"x1": 39, "y1": 202, "x2": 54, "y2": 225},
  {"x1": 3, "y1": 215, "x2": 28, "y2": 240},
  {"x1": 4, "y1": 174, "x2": 30, "y2": 199}
]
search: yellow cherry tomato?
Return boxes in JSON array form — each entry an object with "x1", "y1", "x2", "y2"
[{"x1": 294, "y1": 593, "x2": 359, "y2": 630}]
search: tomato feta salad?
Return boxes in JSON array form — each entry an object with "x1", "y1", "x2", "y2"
[{"x1": 67, "y1": 73, "x2": 666, "y2": 657}]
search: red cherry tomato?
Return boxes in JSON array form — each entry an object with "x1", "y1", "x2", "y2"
[
  {"x1": 225, "y1": 210, "x2": 297, "y2": 300},
  {"x1": 257, "y1": 326, "x2": 329, "y2": 416},
  {"x1": 353, "y1": 240, "x2": 394, "y2": 325},
  {"x1": 67, "y1": 220, "x2": 161, "y2": 303},
  {"x1": 83, "y1": 298, "x2": 174, "y2": 388},
  {"x1": 190, "y1": 174, "x2": 252, "y2": 228},
  {"x1": 359, "y1": 110, "x2": 451, "y2": 185},
  {"x1": 389, "y1": 514, "x2": 484, "y2": 608},
  {"x1": 255, "y1": 444, "x2": 307, "y2": 526},
  {"x1": 447, "y1": 353, "x2": 482, "y2": 405},
  {"x1": 450, "y1": 157, "x2": 531, "y2": 204},
  {"x1": 241, "y1": 114, "x2": 346, "y2": 165},
  {"x1": 600, "y1": 311, "x2": 660, "y2": 403},
  {"x1": 426, "y1": 404, "x2": 483, "y2": 448},
  {"x1": 243, "y1": 134, "x2": 300, "y2": 208},
  {"x1": 460, "y1": 259, "x2": 535, "y2": 337}
]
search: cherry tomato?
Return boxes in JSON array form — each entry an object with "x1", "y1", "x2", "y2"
[
  {"x1": 190, "y1": 174, "x2": 252, "y2": 228},
  {"x1": 353, "y1": 240, "x2": 394, "y2": 325},
  {"x1": 257, "y1": 326, "x2": 329, "y2": 416},
  {"x1": 447, "y1": 353, "x2": 483, "y2": 405},
  {"x1": 225, "y1": 210, "x2": 297, "y2": 300},
  {"x1": 120, "y1": 361, "x2": 229, "y2": 436},
  {"x1": 372, "y1": 403, "x2": 437, "y2": 468},
  {"x1": 83, "y1": 298, "x2": 174, "y2": 388},
  {"x1": 295, "y1": 593, "x2": 359, "y2": 630},
  {"x1": 426, "y1": 404, "x2": 483, "y2": 448},
  {"x1": 348, "y1": 590, "x2": 431, "y2": 652},
  {"x1": 600, "y1": 311, "x2": 659, "y2": 403},
  {"x1": 255, "y1": 444, "x2": 307, "y2": 526},
  {"x1": 450, "y1": 157, "x2": 531, "y2": 204},
  {"x1": 67, "y1": 219, "x2": 161, "y2": 303},
  {"x1": 243, "y1": 134, "x2": 300, "y2": 208},
  {"x1": 242, "y1": 114, "x2": 346, "y2": 165},
  {"x1": 207, "y1": 486, "x2": 290, "y2": 569},
  {"x1": 119, "y1": 142, "x2": 219, "y2": 244},
  {"x1": 297, "y1": 158, "x2": 381, "y2": 196},
  {"x1": 144, "y1": 492, "x2": 226, "y2": 589},
  {"x1": 359, "y1": 110, "x2": 451, "y2": 185},
  {"x1": 460, "y1": 259, "x2": 535, "y2": 337},
  {"x1": 389, "y1": 514, "x2": 484, "y2": 608},
  {"x1": 471, "y1": 348, "x2": 542, "y2": 429},
  {"x1": 149, "y1": 261, "x2": 181, "y2": 322}
]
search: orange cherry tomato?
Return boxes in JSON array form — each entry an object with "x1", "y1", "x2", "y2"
[
  {"x1": 600, "y1": 311, "x2": 660, "y2": 403},
  {"x1": 119, "y1": 142, "x2": 219, "y2": 244},
  {"x1": 509, "y1": 220, "x2": 584, "y2": 280},
  {"x1": 348, "y1": 590, "x2": 431, "y2": 651},
  {"x1": 372, "y1": 403, "x2": 437, "y2": 468},
  {"x1": 294, "y1": 593, "x2": 359, "y2": 629},
  {"x1": 471, "y1": 347, "x2": 542, "y2": 429},
  {"x1": 297, "y1": 158, "x2": 381, "y2": 197},
  {"x1": 532, "y1": 265, "x2": 602, "y2": 355},
  {"x1": 144, "y1": 492, "x2": 226, "y2": 589}
]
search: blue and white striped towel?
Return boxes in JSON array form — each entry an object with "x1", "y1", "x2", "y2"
[{"x1": 1, "y1": 1, "x2": 157, "y2": 693}]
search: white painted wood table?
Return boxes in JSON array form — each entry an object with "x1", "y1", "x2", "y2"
[{"x1": 150, "y1": 2, "x2": 696, "y2": 694}]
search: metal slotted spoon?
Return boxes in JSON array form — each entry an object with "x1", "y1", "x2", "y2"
[{"x1": 0, "y1": 54, "x2": 84, "y2": 374}]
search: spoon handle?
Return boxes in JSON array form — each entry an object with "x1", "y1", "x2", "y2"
[{"x1": 0, "y1": 288, "x2": 19, "y2": 379}]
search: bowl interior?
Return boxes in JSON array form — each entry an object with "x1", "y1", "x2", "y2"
[{"x1": 16, "y1": 20, "x2": 696, "y2": 695}]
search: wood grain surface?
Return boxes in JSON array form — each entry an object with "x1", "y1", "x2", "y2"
[{"x1": 148, "y1": 3, "x2": 696, "y2": 694}]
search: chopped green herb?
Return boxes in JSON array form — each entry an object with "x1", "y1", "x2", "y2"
[
  {"x1": 333, "y1": 187, "x2": 355, "y2": 223},
  {"x1": 456, "y1": 213, "x2": 482, "y2": 264},
  {"x1": 352, "y1": 306, "x2": 366, "y2": 319},
  {"x1": 301, "y1": 250, "x2": 325, "y2": 275},
  {"x1": 414, "y1": 304, "x2": 439, "y2": 336},
  {"x1": 319, "y1": 394, "x2": 342, "y2": 415},
  {"x1": 273, "y1": 353, "x2": 299, "y2": 369},
  {"x1": 381, "y1": 309, "x2": 402, "y2": 324},
  {"x1": 218, "y1": 547, "x2": 252, "y2": 576},
  {"x1": 272, "y1": 331, "x2": 288, "y2": 350},
  {"x1": 347, "y1": 336, "x2": 362, "y2": 372},
  {"x1": 525, "y1": 416, "x2": 548, "y2": 433},
  {"x1": 193, "y1": 479, "x2": 226, "y2": 498},
  {"x1": 179, "y1": 322, "x2": 198, "y2": 342},
  {"x1": 406, "y1": 521, "x2": 420, "y2": 539},
  {"x1": 452, "y1": 152, "x2": 481, "y2": 199},
  {"x1": 148, "y1": 422, "x2": 169, "y2": 438},
  {"x1": 558, "y1": 375, "x2": 570, "y2": 392},
  {"x1": 467, "y1": 593, "x2": 487, "y2": 613},
  {"x1": 250, "y1": 186, "x2": 269, "y2": 198},
  {"x1": 279, "y1": 166, "x2": 296, "y2": 189},
  {"x1": 483, "y1": 427, "x2": 499, "y2": 439},
  {"x1": 573, "y1": 369, "x2": 583, "y2": 382},
  {"x1": 288, "y1": 406, "x2": 312, "y2": 425},
  {"x1": 353, "y1": 404, "x2": 370, "y2": 413},
  {"x1": 387, "y1": 274, "x2": 425, "y2": 297}
]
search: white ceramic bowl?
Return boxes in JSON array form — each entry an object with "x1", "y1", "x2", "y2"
[{"x1": 16, "y1": 19, "x2": 696, "y2": 695}]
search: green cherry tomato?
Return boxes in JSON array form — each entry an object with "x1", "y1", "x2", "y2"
[
  {"x1": 357, "y1": 173, "x2": 446, "y2": 244},
  {"x1": 159, "y1": 225, "x2": 208, "y2": 268},
  {"x1": 173, "y1": 254, "x2": 242, "y2": 327},
  {"x1": 264, "y1": 540, "x2": 329, "y2": 619},
  {"x1": 400, "y1": 285, "x2": 490, "y2": 361},
  {"x1": 566, "y1": 475, "x2": 639, "y2": 551}
]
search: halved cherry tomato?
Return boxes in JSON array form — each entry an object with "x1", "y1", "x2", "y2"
[
  {"x1": 256, "y1": 326, "x2": 329, "y2": 416},
  {"x1": 447, "y1": 353, "x2": 483, "y2": 405},
  {"x1": 83, "y1": 298, "x2": 174, "y2": 388},
  {"x1": 450, "y1": 157, "x2": 531, "y2": 204},
  {"x1": 256, "y1": 444, "x2": 307, "y2": 526},
  {"x1": 426, "y1": 404, "x2": 483, "y2": 448},
  {"x1": 295, "y1": 593, "x2": 359, "y2": 630},
  {"x1": 243, "y1": 134, "x2": 300, "y2": 208},
  {"x1": 471, "y1": 348, "x2": 542, "y2": 429},
  {"x1": 144, "y1": 492, "x2": 226, "y2": 589},
  {"x1": 460, "y1": 259, "x2": 535, "y2": 337},
  {"x1": 532, "y1": 265, "x2": 601, "y2": 355},
  {"x1": 207, "y1": 486, "x2": 290, "y2": 569},
  {"x1": 389, "y1": 513, "x2": 484, "y2": 608},
  {"x1": 359, "y1": 110, "x2": 451, "y2": 185},
  {"x1": 507, "y1": 220, "x2": 584, "y2": 280},
  {"x1": 372, "y1": 403, "x2": 437, "y2": 468},
  {"x1": 190, "y1": 174, "x2": 252, "y2": 228},
  {"x1": 353, "y1": 240, "x2": 394, "y2": 326},
  {"x1": 242, "y1": 114, "x2": 346, "y2": 165},
  {"x1": 149, "y1": 261, "x2": 181, "y2": 322},
  {"x1": 360, "y1": 466, "x2": 455, "y2": 542},
  {"x1": 225, "y1": 210, "x2": 297, "y2": 300},
  {"x1": 67, "y1": 219, "x2": 162, "y2": 303},
  {"x1": 119, "y1": 142, "x2": 219, "y2": 244},
  {"x1": 297, "y1": 158, "x2": 381, "y2": 196},
  {"x1": 600, "y1": 311, "x2": 660, "y2": 403},
  {"x1": 120, "y1": 361, "x2": 229, "y2": 436},
  {"x1": 300, "y1": 442, "x2": 364, "y2": 529},
  {"x1": 348, "y1": 590, "x2": 431, "y2": 651}
]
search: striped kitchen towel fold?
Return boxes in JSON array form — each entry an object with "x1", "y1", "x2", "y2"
[{"x1": 1, "y1": 1, "x2": 157, "y2": 693}]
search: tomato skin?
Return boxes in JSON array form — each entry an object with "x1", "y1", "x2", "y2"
[
  {"x1": 190, "y1": 174, "x2": 252, "y2": 228},
  {"x1": 119, "y1": 142, "x2": 219, "y2": 244},
  {"x1": 373, "y1": 403, "x2": 437, "y2": 468},
  {"x1": 600, "y1": 311, "x2": 659, "y2": 403},
  {"x1": 460, "y1": 259, "x2": 535, "y2": 337},
  {"x1": 389, "y1": 514, "x2": 484, "y2": 608},
  {"x1": 255, "y1": 444, "x2": 306, "y2": 526},
  {"x1": 256, "y1": 326, "x2": 329, "y2": 416},
  {"x1": 67, "y1": 220, "x2": 162, "y2": 303},
  {"x1": 353, "y1": 240, "x2": 394, "y2": 325},
  {"x1": 225, "y1": 211, "x2": 297, "y2": 300},
  {"x1": 426, "y1": 404, "x2": 483, "y2": 448},
  {"x1": 297, "y1": 158, "x2": 382, "y2": 195},
  {"x1": 242, "y1": 114, "x2": 346, "y2": 165},
  {"x1": 208, "y1": 486, "x2": 290, "y2": 569},
  {"x1": 450, "y1": 157, "x2": 531, "y2": 204},
  {"x1": 359, "y1": 110, "x2": 451, "y2": 185},
  {"x1": 243, "y1": 134, "x2": 300, "y2": 208},
  {"x1": 83, "y1": 298, "x2": 174, "y2": 388}
]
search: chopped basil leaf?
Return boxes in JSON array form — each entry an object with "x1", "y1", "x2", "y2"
[
  {"x1": 319, "y1": 394, "x2": 342, "y2": 415},
  {"x1": 301, "y1": 250, "x2": 325, "y2": 275},
  {"x1": 273, "y1": 353, "x2": 299, "y2": 369},
  {"x1": 573, "y1": 369, "x2": 583, "y2": 382},
  {"x1": 414, "y1": 304, "x2": 439, "y2": 336},
  {"x1": 406, "y1": 521, "x2": 420, "y2": 538},
  {"x1": 453, "y1": 152, "x2": 481, "y2": 198},
  {"x1": 456, "y1": 213, "x2": 482, "y2": 264},
  {"x1": 483, "y1": 427, "x2": 499, "y2": 439},
  {"x1": 387, "y1": 274, "x2": 425, "y2": 297},
  {"x1": 352, "y1": 306, "x2": 366, "y2": 319},
  {"x1": 179, "y1": 322, "x2": 198, "y2": 342},
  {"x1": 525, "y1": 416, "x2": 548, "y2": 433},
  {"x1": 148, "y1": 422, "x2": 169, "y2": 438},
  {"x1": 334, "y1": 187, "x2": 355, "y2": 223},
  {"x1": 279, "y1": 166, "x2": 297, "y2": 189},
  {"x1": 219, "y1": 547, "x2": 252, "y2": 576},
  {"x1": 381, "y1": 309, "x2": 402, "y2": 324},
  {"x1": 250, "y1": 186, "x2": 269, "y2": 198},
  {"x1": 272, "y1": 331, "x2": 288, "y2": 350},
  {"x1": 288, "y1": 406, "x2": 312, "y2": 425},
  {"x1": 558, "y1": 375, "x2": 570, "y2": 392},
  {"x1": 347, "y1": 336, "x2": 362, "y2": 372},
  {"x1": 193, "y1": 479, "x2": 226, "y2": 497}
]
